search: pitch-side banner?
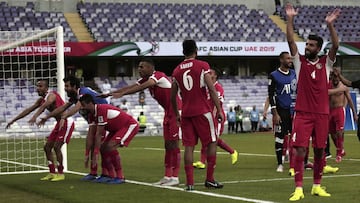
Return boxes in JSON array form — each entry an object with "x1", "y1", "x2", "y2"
[{"x1": 2, "y1": 41, "x2": 360, "y2": 56}]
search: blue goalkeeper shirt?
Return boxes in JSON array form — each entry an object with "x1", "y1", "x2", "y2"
[{"x1": 268, "y1": 68, "x2": 297, "y2": 114}]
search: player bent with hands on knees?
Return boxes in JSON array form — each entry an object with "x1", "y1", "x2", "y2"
[
  {"x1": 79, "y1": 94, "x2": 139, "y2": 184},
  {"x1": 99, "y1": 58, "x2": 182, "y2": 186}
]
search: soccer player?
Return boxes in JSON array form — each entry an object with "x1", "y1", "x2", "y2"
[
  {"x1": 100, "y1": 58, "x2": 182, "y2": 186},
  {"x1": 171, "y1": 39, "x2": 224, "y2": 191},
  {"x1": 6, "y1": 79, "x2": 75, "y2": 181},
  {"x1": 79, "y1": 94, "x2": 139, "y2": 184},
  {"x1": 328, "y1": 71, "x2": 357, "y2": 163},
  {"x1": 268, "y1": 51, "x2": 296, "y2": 173},
  {"x1": 286, "y1": 4, "x2": 340, "y2": 201},
  {"x1": 333, "y1": 68, "x2": 360, "y2": 141},
  {"x1": 37, "y1": 76, "x2": 108, "y2": 181},
  {"x1": 193, "y1": 69, "x2": 238, "y2": 169}
]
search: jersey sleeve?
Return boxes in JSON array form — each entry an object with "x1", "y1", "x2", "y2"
[
  {"x1": 268, "y1": 72, "x2": 277, "y2": 108},
  {"x1": 325, "y1": 55, "x2": 335, "y2": 82},
  {"x1": 96, "y1": 105, "x2": 107, "y2": 126},
  {"x1": 292, "y1": 53, "x2": 301, "y2": 79}
]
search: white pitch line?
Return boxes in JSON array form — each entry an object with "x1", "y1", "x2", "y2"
[
  {"x1": 141, "y1": 147, "x2": 360, "y2": 161},
  {"x1": 210, "y1": 173, "x2": 360, "y2": 185},
  {"x1": 142, "y1": 147, "x2": 275, "y2": 157},
  {"x1": 65, "y1": 170, "x2": 276, "y2": 203}
]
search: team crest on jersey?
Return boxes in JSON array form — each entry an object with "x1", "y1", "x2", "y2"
[
  {"x1": 98, "y1": 116, "x2": 104, "y2": 123},
  {"x1": 316, "y1": 63, "x2": 322, "y2": 69}
]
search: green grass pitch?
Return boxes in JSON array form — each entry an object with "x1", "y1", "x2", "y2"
[{"x1": 0, "y1": 131, "x2": 359, "y2": 203}]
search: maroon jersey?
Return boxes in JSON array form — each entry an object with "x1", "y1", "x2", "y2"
[
  {"x1": 88, "y1": 104, "x2": 137, "y2": 133},
  {"x1": 293, "y1": 53, "x2": 333, "y2": 114},
  {"x1": 209, "y1": 81, "x2": 225, "y2": 119},
  {"x1": 42, "y1": 91, "x2": 65, "y2": 121},
  {"x1": 137, "y1": 71, "x2": 181, "y2": 112},
  {"x1": 172, "y1": 58, "x2": 212, "y2": 117}
]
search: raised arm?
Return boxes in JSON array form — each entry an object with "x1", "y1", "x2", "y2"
[
  {"x1": 112, "y1": 80, "x2": 156, "y2": 99},
  {"x1": 325, "y1": 8, "x2": 340, "y2": 61},
  {"x1": 6, "y1": 98, "x2": 41, "y2": 128},
  {"x1": 285, "y1": 3, "x2": 299, "y2": 56}
]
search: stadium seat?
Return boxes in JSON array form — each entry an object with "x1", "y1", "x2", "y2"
[{"x1": 76, "y1": 2, "x2": 293, "y2": 42}]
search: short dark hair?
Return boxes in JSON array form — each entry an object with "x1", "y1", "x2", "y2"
[
  {"x1": 308, "y1": 34, "x2": 323, "y2": 48},
  {"x1": 37, "y1": 79, "x2": 49, "y2": 87},
  {"x1": 63, "y1": 76, "x2": 80, "y2": 88},
  {"x1": 79, "y1": 94, "x2": 94, "y2": 104},
  {"x1": 279, "y1": 51, "x2": 289, "y2": 59},
  {"x1": 211, "y1": 68, "x2": 221, "y2": 79},
  {"x1": 182, "y1": 39, "x2": 197, "y2": 56},
  {"x1": 139, "y1": 58, "x2": 155, "y2": 67}
]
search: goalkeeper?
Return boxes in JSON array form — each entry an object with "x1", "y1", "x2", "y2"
[{"x1": 6, "y1": 79, "x2": 75, "y2": 181}]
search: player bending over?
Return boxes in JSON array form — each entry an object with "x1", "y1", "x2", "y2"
[{"x1": 79, "y1": 94, "x2": 139, "y2": 184}]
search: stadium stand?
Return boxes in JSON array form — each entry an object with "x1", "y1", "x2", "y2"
[
  {"x1": 0, "y1": 1, "x2": 76, "y2": 41},
  {"x1": 77, "y1": 2, "x2": 285, "y2": 42},
  {"x1": 279, "y1": 5, "x2": 360, "y2": 42}
]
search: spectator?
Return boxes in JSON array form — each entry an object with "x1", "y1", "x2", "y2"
[
  {"x1": 139, "y1": 90, "x2": 146, "y2": 108},
  {"x1": 259, "y1": 117, "x2": 272, "y2": 132},
  {"x1": 274, "y1": 0, "x2": 281, "y2": 15},
  {"x1": 235, "y1": 105, "x2": 244, "y2": 133},
  {"x1": 101, "y1": 79, "x2": 112, "y2": 104},
  {"x1": 119, "y1": 99, "x2": 129, "y2": 112},
  {"x1": 227, "y1": 107, "x2": 236, "y2": 133},
  {"x1": 250, "y1": 105, "x2": 259, "y2": 132},
  {"x1": 137, "y1": 111, "x2": 147, "y2": 133}
]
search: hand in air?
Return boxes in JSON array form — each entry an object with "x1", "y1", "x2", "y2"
[
  {"x1": 325, "y1": 8, "x2": 341, "y2": 25},
  {"x1": 285, "y1": 3, "x2": 298, "y2": 18}
]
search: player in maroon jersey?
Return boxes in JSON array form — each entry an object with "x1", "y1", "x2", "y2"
[
  {"x1": 193, "y1": 69, "x2": 238, "y2": 169},
  {"x1": 6, "y1": 79, "x2": 74, "y2": 181},
  {"x1": 171, "y1": 39, "x2": 224, "y2": 191},
  {"x1": 79, "y1": 94, "x2": 139, "y2": 184},
  {"x1": 286, "y1": 3, "x2": 340, "y2": 201},
  {"x1": 100, "y1": 58, "x2": 182, "y2": 186}
]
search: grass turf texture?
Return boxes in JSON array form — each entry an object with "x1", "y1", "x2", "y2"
[{"x1": 0, "y1": 131, "x2": 359, "y2": 203}]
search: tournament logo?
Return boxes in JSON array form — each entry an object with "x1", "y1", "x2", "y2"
[{"x1": 316, "y1": 63, "x2": 322, "y2": 69}]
